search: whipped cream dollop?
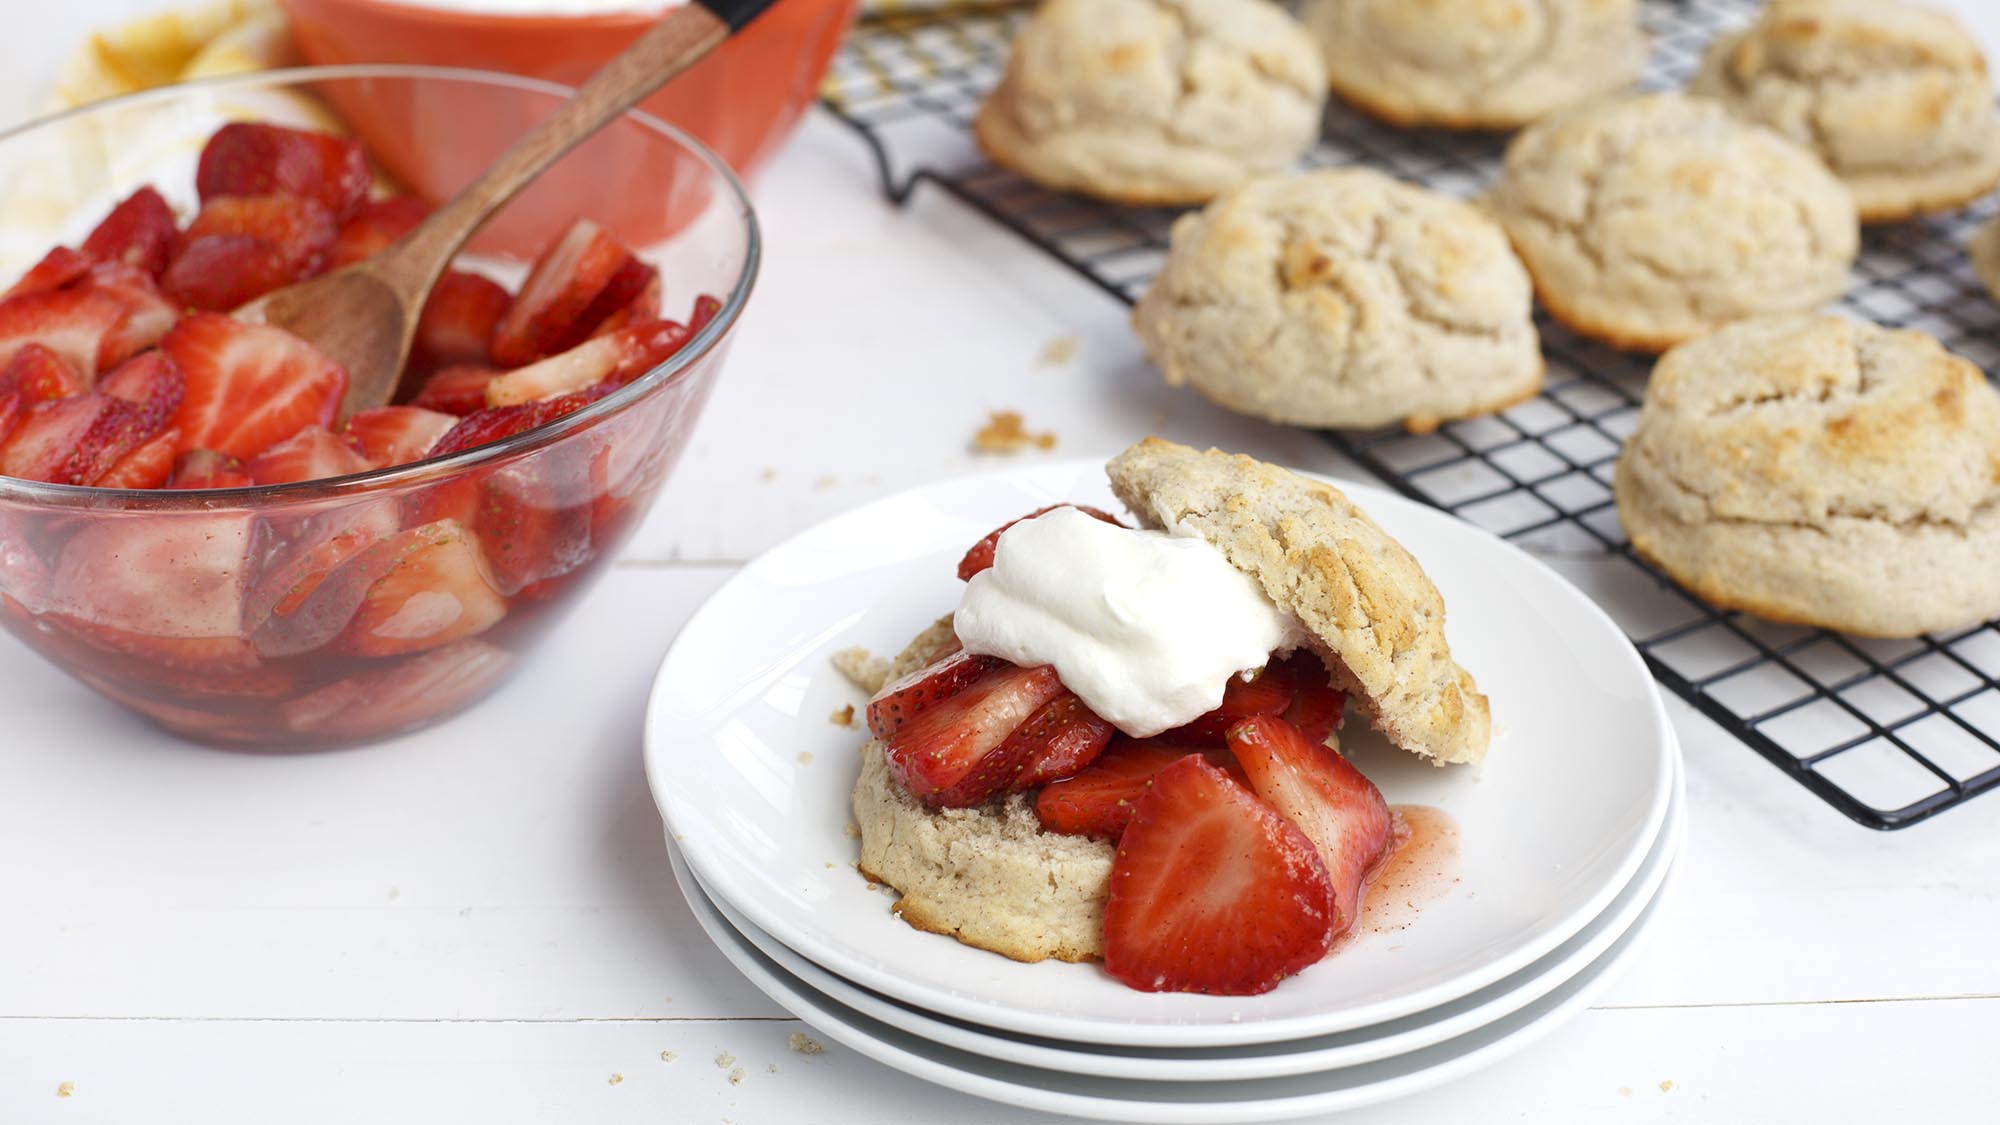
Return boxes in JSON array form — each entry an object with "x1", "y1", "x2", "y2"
[{"x1": 953, "y1": 506, "x2": 1304, "y2": 738}]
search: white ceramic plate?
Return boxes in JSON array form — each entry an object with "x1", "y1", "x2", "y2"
[
  {"x1": 683, "y1": 757, "x2": 1683, "y2": 1081},
  {"x1": 647, "y1": 461, "x2": 1677, "y2": 1047},
  {"x1": 667, "y1": 824, "x2": 1684, "y2": 1124}
]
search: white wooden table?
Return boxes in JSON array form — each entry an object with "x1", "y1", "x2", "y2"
[{"x1": 6, "y1": 5, "x2": 2000, "y2": 1120}]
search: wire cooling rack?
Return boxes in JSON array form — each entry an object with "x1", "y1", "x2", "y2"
[{"x1": 819, "y1": 0, "x2": 2000, "y2": 829}]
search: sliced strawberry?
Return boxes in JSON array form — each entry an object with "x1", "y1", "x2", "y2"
[
  {"x1": 343, "y1": 406, "x2": 456, "y2": 468},
  {"x1": 97, "y1": 349, "x2": 187, "y2": 414},
  {"x1": 880, "y1": 661, "x2": 1068, "y2": 806},
  {"x1": 283, "y1": 638, "x2": 512, "y2": 741},
  {"x1": 1163, "y1": 659, "x2": 1298, "y2": 745},
  {"x1": 0, "y1": 343, "x2": 87, "y2": 402},
  {"x1": 1280, "y1": 651, "x2": 1346, "y2": 745},
  {"x1": 329, "y1": 195, "x2": 430, "y2": 268},
  {"x1": 45, "y1": 513, "x2": 260, "y2": 670},
  {"x1": 159, "y1": 234, "x2": 294, "y2": 312},
  {"x1": 167, "y1": 449, "x2": 254, "y2": 489},
  {"x1": 583, "y1": 258, "x2": 662, "y2": 338},
  {"x1": 425, "y1": 385, "x2": 606, "y2": 458},
  {"x1": 1, "y1": 391, "x2": 172, "y2": 485},
  {"x1": 244, "y1": 425, "x2": 370, "y2": 486},
  {"x1": 4, "y1": 246, "x2": 92, "y2": 300},
  {"x1": 1035, "y1": 740, "x2": 1197, "y2": 840},
  {"x1": 413, "y1": 271, "x2": 511, "y2": 372},
  {"x1": 162, "y1": 313, "x2": 348, "y2": 460},
  {"x1": 180, "y1": 193, "x2": 338, "y2": 280},
  {"x1": 864, "y1": 646, "x2": 1002, "y2": 740},
  {"x1": 0, "y1": 288, "x2": 129, "y2": 378},
  {"x1": 65, "y1": 394, "x2": 177, "y2": 485},
  {"x1": 957, "y1": 504, "x2": 1125, "y2": 580},
  {"x1": 76, "y1": 262, "x2": 178, "y2": 366},
  {"x1": 1008, "y1": 693, "x2": 1117, "y2": 790},
  {"x1": 1228, "y1": 716, "x2": 1393, "y2": 940},
  {"x1": 0, "y1": 393, "x2": 23, "y2": 446},
  {"x1": 336, "y1": 518, "x2": 508, "y2": 657},
  {"x1": 1104, "y1": 755, "x2": 1336, "y2": 994},
  {"x1": 196, "y1": 123, "x2": 371, "y2": 219},
  {"x1": 488, "y1": 218, "x2": 630, "y2": 366},
  {"x1": 96, "y1": 427, "x2": 179, "y2": 489},
  {"x1": 562, "y1": 253, "x2": 654, "y2": 341},
  {"x1": 482, "y1": 319, "x2": 693, "y2": 407},
  {"x1": 411, "y1": 364, "x2": 504, "y2": 416},
  {"x1": 689, "y1": 294, "x2": 723, "y2": 332},
  {"x1": 81, "y1": 186, "x2": 179, "y2": 276},
  {"x1": 245, "y1": 499, "x2": 402, "y2": 656}
]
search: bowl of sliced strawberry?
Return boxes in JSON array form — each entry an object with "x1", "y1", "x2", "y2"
[{"x1": 0, "y1": 68, "x2": 756, "y2": 747}]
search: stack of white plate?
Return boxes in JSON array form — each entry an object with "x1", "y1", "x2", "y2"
[{"x1": 646, "y1": 463, "x2": 1687, "y2": 1123}]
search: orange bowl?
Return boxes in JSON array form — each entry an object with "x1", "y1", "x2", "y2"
[{"x1": 279, "y1": 0, "x2": 859, "y2": 182}]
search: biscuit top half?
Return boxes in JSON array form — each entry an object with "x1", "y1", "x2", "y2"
[
  {"x1": 1107, "y1": 437, "x2": 1490, "y2": 765},
  {"x1": 1627, "y1": 315, "x2": 2000, "y2": 530}
]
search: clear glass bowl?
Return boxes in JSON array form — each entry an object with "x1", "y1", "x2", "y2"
[{"x1": 0, "y1": 67, "x2": 758, "y2": 748}]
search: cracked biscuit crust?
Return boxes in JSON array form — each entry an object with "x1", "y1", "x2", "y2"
[
  {"x1": 973, "y1": 0, "x2": 1326, "y2": 207},
  {"x1": 1484, "y1": 93, "x2": 1859, "y2": 353},
  {"x1": 1303, "y1": 0, "x2": 1646, "y2": 130},
  {"x1": 1108, "y1": 438, "x2": 1490, "y2": 765},
  {"x1": 1690, "y1": 0, "x2": 2000, "y2": 224},
  {"x1": 852, "y1": 618, "x2": 1115, "y2": 964},
  {"x1": 1133, "y1": 168, "x2": 1544, "y2": 432},
  {"x1": 1615, "y1": 315, "x2": 2000, "y2": 637}
]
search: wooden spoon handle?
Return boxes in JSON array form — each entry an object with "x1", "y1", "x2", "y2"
[{"x1": 383, "y1": 0, "x2": 774, "y2": 290}]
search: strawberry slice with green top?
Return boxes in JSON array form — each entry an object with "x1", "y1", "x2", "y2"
[
  {"x1": 878, "y1": 660, "x2": 1067, "y2": 807},
  {"x1": 1227, "y1": 716, "x2": 1393, "y2": 940},
  {"x1": 1103, "y1": 755, "x2": 1336, "y2": 995},
  {"x1": 957, "y1": 504, "x2": 1124, "y2": 580},
  {"x1": 162, "y1": 313, "x2": 348, "y2": 460},
  {"x1": 488, "y1": 218, "x2": 631, "y2": 366}
]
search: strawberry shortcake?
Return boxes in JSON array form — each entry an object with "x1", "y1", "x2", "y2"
[{"x1": 850, "y1": 438, "x2": 1489, "y2": 996}]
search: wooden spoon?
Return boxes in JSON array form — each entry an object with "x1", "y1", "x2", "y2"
[{"x1": 240, "y1": 0, "x2": 775, "y2": 420}]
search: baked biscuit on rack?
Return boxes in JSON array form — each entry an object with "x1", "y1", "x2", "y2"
[
  {"x1": 1614, "y1": 315, "x2": 2000, "y2": 638},
  {"x1": 1301, "y1": 0, "x2": 1647, "y2": 131},
  {"x1": 1691, "y1": 0, "x2": 2000, "y2": 223},
  {"x1": 1132, "y1": 168, "x2": 1543, "y2": 433},
  {"x1": 1483, "y1": 93, "x2": 1858, "y2": 353},
  {"x1": 972, "y1": 0, "x2": 1326, "y2": 206}
]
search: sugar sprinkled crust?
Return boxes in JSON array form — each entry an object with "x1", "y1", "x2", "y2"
[
  {"x1": 1483, "y1": 93, "x2": 1858, "y2": 353},
  {"x1": 851, "y1": 617, "x2": 1115, "y2": 963},
  {"x1": 1614, "y1": 314, "x2": 2000, "y2": 637},
  {"x1": 1107, "y1": 438, "x2": 1490, "y2": 765},
  {"x1": 1690, "y1": 0, "x2": 2000, "y2": 224},
  {"x1": 973, "y1": 0, "x2": 1325, "y2": 207},
  {"x1": 1303, "y1": 0, "x2": 1647, "y2": 130},
  {"x1": 1133, "y1": 167, "x2": 1543, "y2": 433}
]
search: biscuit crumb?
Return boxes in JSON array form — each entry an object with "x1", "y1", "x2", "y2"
[
  {"x1": 1618, "y1": 1086, "x2": 1631, "y2": 1097},
  {"x1": 608, "y1": 1073, "x2": 623, "y2": 1086},
  {"x1": 760, "y1": 468, "x2": 778, "y2": 483},
  {"x1": 831, "y1": 647, "x2": 891, "y2": 694},
  {"x1": 388, "y1": 886, "x2": 400, "y2": 900},
  {"x1": 842, "y1": 822, "x2": 861, "y2": 840},
  {"x1": 1039, "y1": 335, "x2": 1078, "y2": 367},
  {"x1": 767, "y1": 1063, "x2": 779, "y2": 1074},
  {"x1": 829, "y1": 705, "x2": 855, "y2": 728},
  {"x1": 864, "y1": 881, "x2": 880, "y2": 891},
  {"x1": 973, "y1": 410, "x2": 1057, "y2": 454},
  {"x1": 1660, "y1": 1080, "x2": 1675, "y2": 1093},
  {"x1": 660, "y1": 1051, "x2": 677, "y2": 1063},
  {"x1": 815, "y1": 474, "x2": 838, "y2": 491},
  {"x1": 798, "y1": 751, "x2": 815, "y2": 765},
  {"x1": 56, "y1": 1082, "x2": 73, "y2": 1098},
  {"x1": 789, "y1": 1033, "x2": 824, "y2": 1055},
  {"x1": 715, "y1": 1052, "x2": 736, "y2": 1069},
  {"x1": 728, "y1": 1067, "x2": 746, "y2": 1086}
]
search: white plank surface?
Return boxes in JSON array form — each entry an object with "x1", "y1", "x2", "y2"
[{"x1": 6, "y1": 2, "x2": 2000, "y2": 1121}]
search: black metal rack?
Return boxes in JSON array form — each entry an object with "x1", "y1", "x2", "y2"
[{"x1": 817, "y1": 0, "x2": 2000, "y2": 829}]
